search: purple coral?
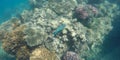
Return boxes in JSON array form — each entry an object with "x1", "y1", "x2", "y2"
[
  {"x1": 63, "y1": 51, "x2": 80, "y2": 60},
  {"x1": 75, "y1": 6, "x2": 89, "y2": 20},
  {"x1": 74, "y1": 4, "x2": 98, "y2": 20}
]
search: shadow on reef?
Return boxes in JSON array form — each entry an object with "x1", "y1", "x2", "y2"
[
  {"x1": 101, "y1": 15, "x2": 120, "y2": 60},
  {"x1": 87, "y1": 0, "x2": 104, "y2": 4},
  {"x1": 109, "y1": 0, "x2": 120, "y2": 4}
]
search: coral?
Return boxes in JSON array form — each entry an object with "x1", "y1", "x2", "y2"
[
  {"x1": 30, "y1": 47, "x2": 59, "y2": 60},
  {"x1": 62, "y1": 51, "x2": 80, "y2": 60},
  {"x1": 74, "y1": 6, "x2": 89, "y2": 20},
  {"x1": 0, "y1": 17, "x2": 21, "y2": 31},
  {"x1": 1, "y1": 22, "x2": 31, "y2": 60},
  {"x1": 73, "y1": 4, "x2": 99, "y2": 27},
  {"x1": 48, "y1": 0, "x2": 77, "y2": 16},
  {"x1": 24, "y1": 27, "x2": 48, "y2": 47},
  {"x1": 30, "y1": 0, "x2": 48, "y2": 8},
  {"x1": 19, "y1": 10, "x2": 32, "y2": 23},
  {"x1": 98, "y1": 1, "x2": 119, "y2": 17},
  {"x1": 74, "y1": 4, "x2": 98, "y2": 20},
  {"x1": 2, "y1": 25, "x2": 26, "y2": 55},
  {"x1": 0, "y1": 0, "x2": 119, "y2": 60},
  {"x1": 16, "y1": 46, "x2": 30, "y2": 60},
  {"x1": 0, "y1": 30, "x2": 6, "y2": 41}
]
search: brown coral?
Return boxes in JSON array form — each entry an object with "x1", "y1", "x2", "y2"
[
  {"x1": 16, "y1": 46, "x2": 30, "y2": 60},
  {"x1": 2, "y1": 24, "x2": 26, "y2": 55}
]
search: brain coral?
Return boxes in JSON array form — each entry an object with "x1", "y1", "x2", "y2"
[{"x1": 24, "y1": 27, "x2": 48, "y2": 47}]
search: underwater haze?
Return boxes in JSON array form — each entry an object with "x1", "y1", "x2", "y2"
[
  {"x1": 0, "y1": 0, "x2": 30, "y2": 60},
  {"x1": 0, "y1": 0, "x2": 120, "y2": 60},
  {"x1": 0, "y1": 0, "x2": 30, "y2": 24}
]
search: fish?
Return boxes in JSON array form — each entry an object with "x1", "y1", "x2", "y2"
[{"x1": 53, "y1": 24, "x2": 66, "y2": 36}]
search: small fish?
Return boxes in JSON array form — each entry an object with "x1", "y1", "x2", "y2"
[{"x1": 53, "y1": 24, "x2": 66, "y2": 36}]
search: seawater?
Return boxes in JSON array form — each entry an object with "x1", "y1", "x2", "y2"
[
  {"x1": 0, "y1": 0, "x2": 30, "y2": 24},
  {"x1": 0, "y1": 0, "x2": 30, "y2": 60},
  {"x1": 0, "y1": 0, "x2": 120, "y2": 60}
]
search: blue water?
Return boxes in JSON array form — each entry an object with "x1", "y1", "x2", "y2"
[
  {"x1": 0, "y1": 0, "x2": 120, "y2": 60},
  {"x1": 0, "y1": 0, "x2": 30, "y2": 24},
  {"x1": 0, "y1": 0, "x2": 30, "y2": 60}
]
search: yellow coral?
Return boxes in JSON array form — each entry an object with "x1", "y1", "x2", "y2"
[{"x1": 30, "y1": 47, "x2": 59, "y2": 60}]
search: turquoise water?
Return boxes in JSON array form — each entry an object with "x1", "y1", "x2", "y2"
[
  {"x1": 0, "y1": 0, "x2": 30, "y2": 24},
  {"x1": 0, "y1": 0, "x2": 120, "y2": 60},
  {"x1": 102, "y1": 17, "x2": 120, "y2": 60},
  {"x1": 0, "y1": 0, "x2": 30, "y2": 60}
]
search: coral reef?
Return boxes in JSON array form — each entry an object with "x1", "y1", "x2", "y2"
[
  {"x1": 53, "y1": 24, "x2": 66, "y2": 36},
  {"x1": 73, "y1": 4, "x2": 99, "y2": 27},
  {"x1": 30, "y1": 47, "x2": 59, "y2": 60},
  {"x1": 2, "y1": 25, "x2": 26, "y2": 55},
  {"x1": 62, "y1": 51, "x2": 80, "y2": 60},
  {"x1": 0, "y1": 0, "x2": 120, "y2": 60},
  {"x1": 74, "y1": 4, "x2": 98, "y2": 20},
  {"x1": 46, "y1": 0, "x2": 77, "y2": 17},
  {"x1": 0, "y1": 31, "x2": 6, "y2": 40},
  {"x1": 1, "y1": 22, "x2": 30, "y2": 60},
  {"x1": 16, "y1": 46, "x2": 30, "y2": 60},
  {"x1": 0, "y1": 17, "x2": 21, "y2": 31},
  {"x1": 24, "y1": 26, "x2": 48, "y2": 47}
]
